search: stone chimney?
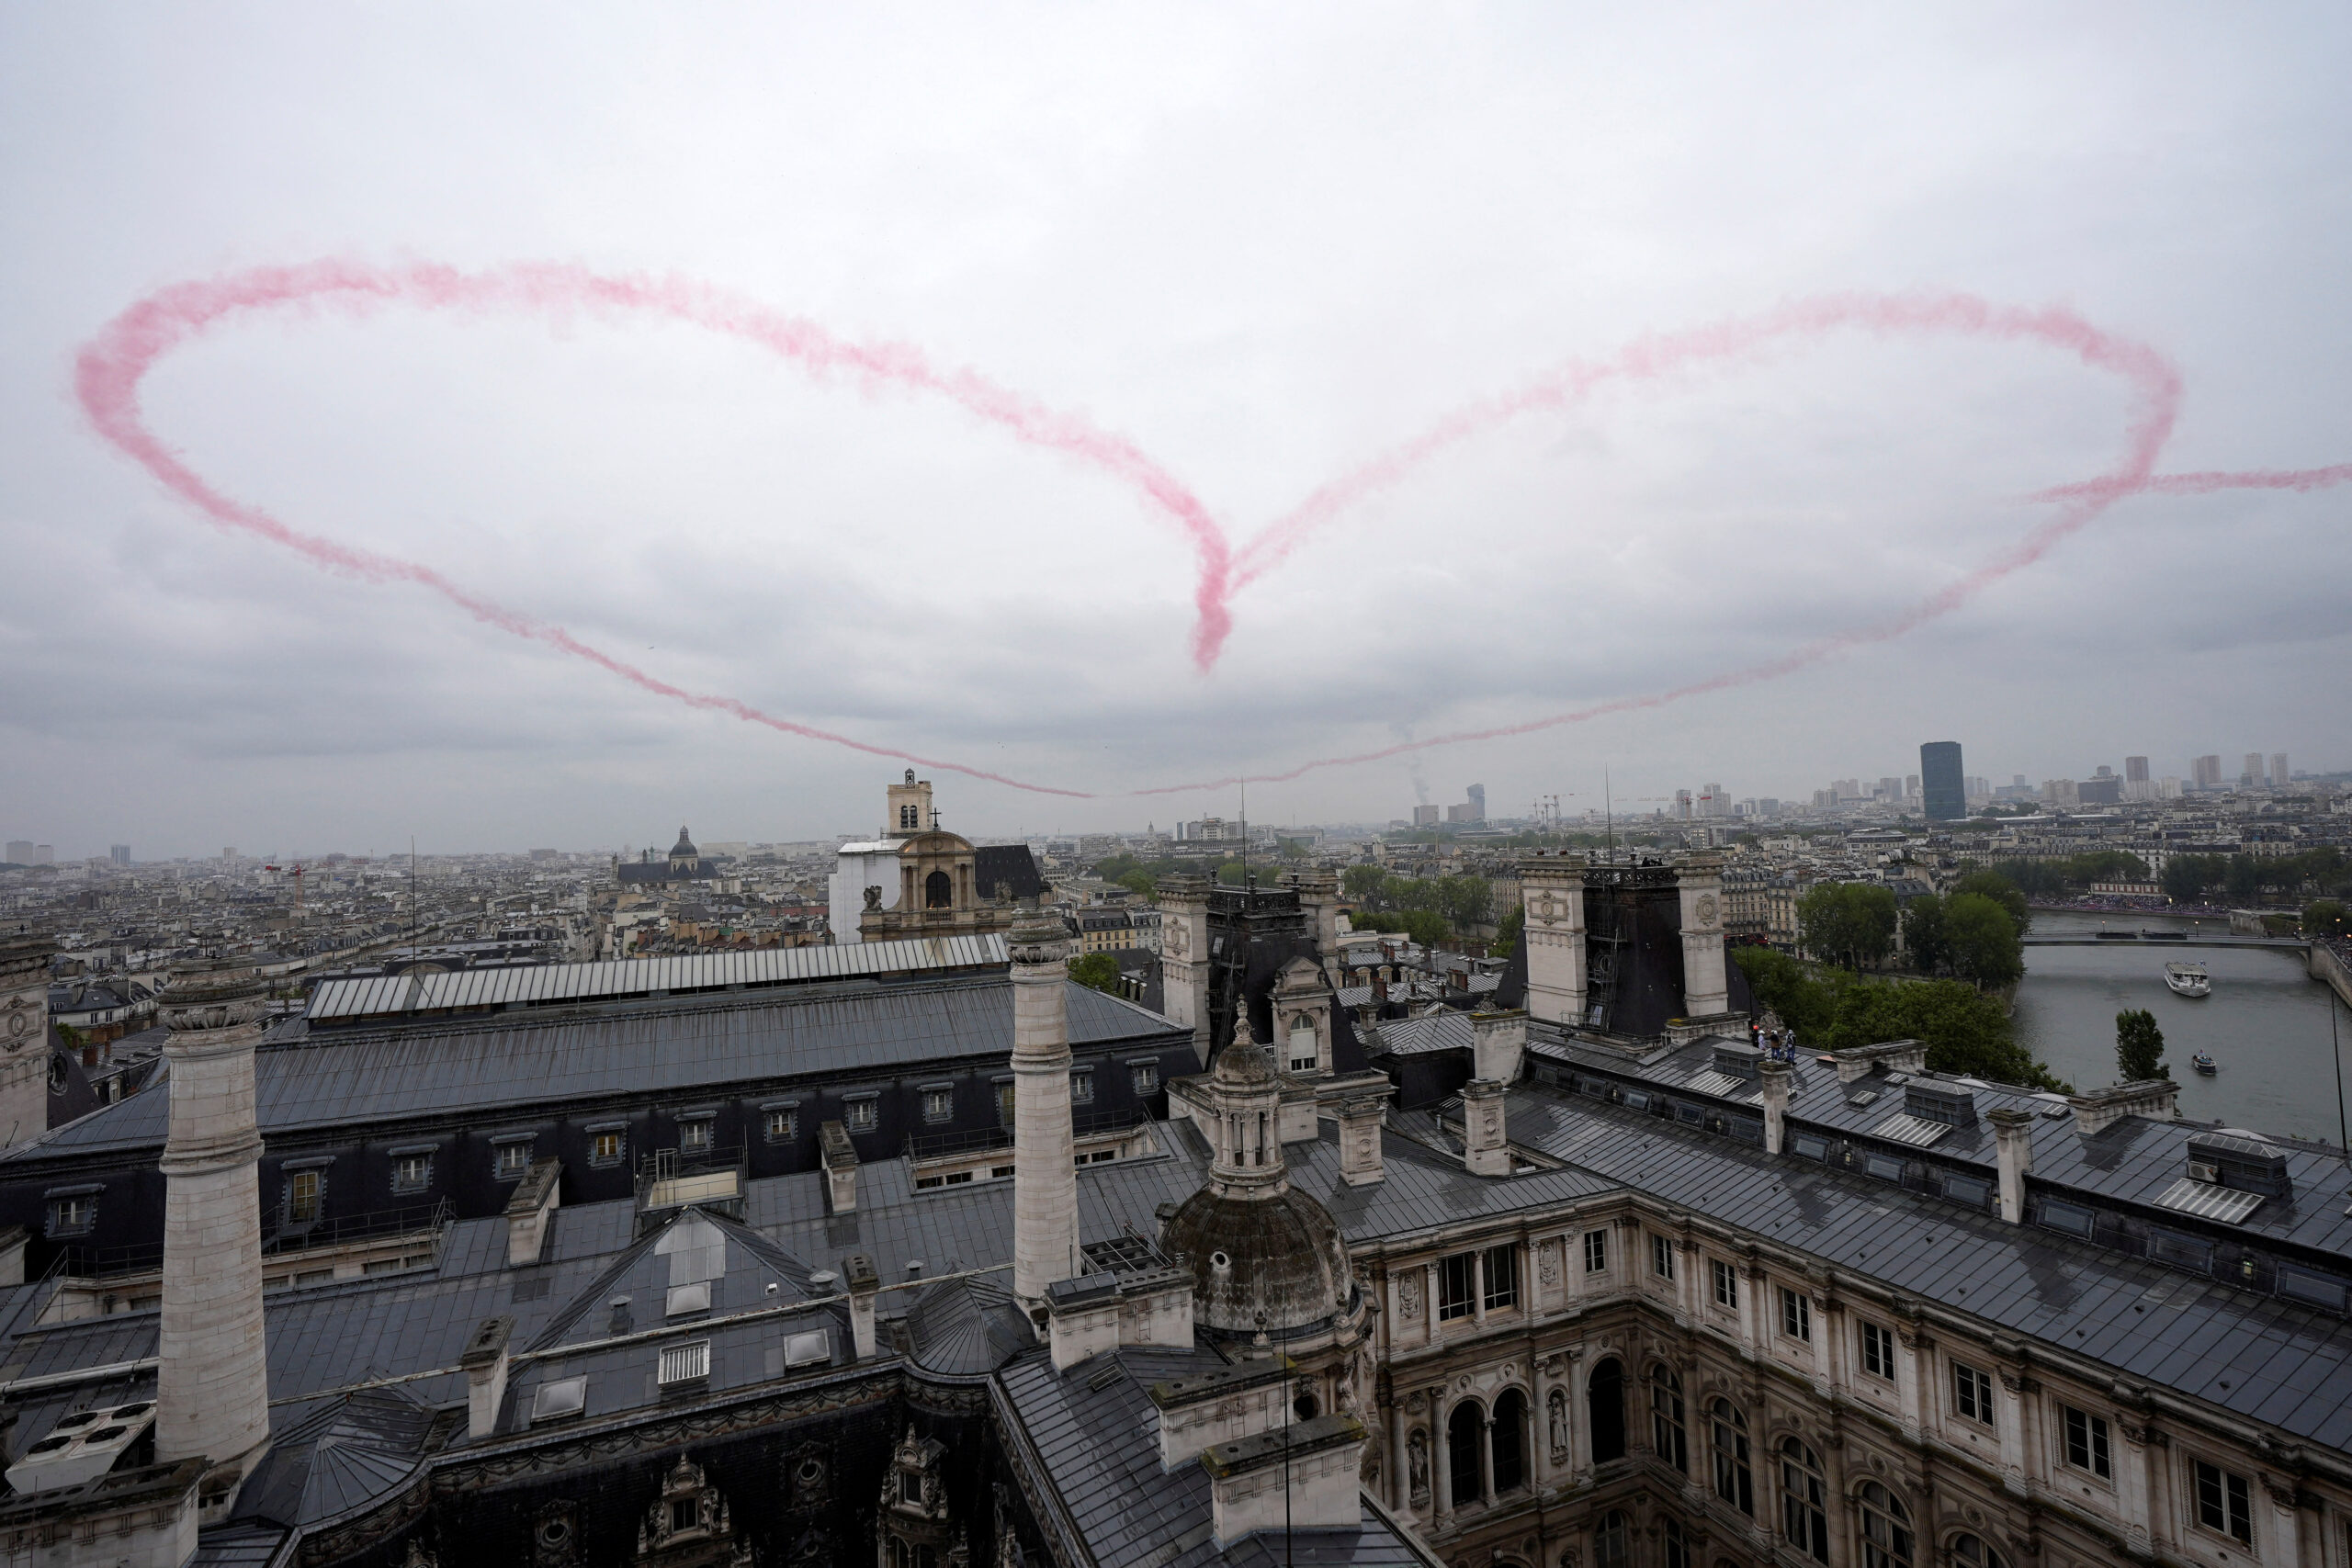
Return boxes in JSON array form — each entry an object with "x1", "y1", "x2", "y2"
[
  {"x1": 1757, "y1": 1057, "x2": 1792, "y2": 1156},
  {"x1": 1011, "y1": 910, "x2": 1080, "y2": 1315},
  {"x1": 1155, "y1": 876, "x2": 1213, "y2": 1066},
  {"x1": 1470, "y1": 1009, "x2": 1527, "y2": 1085},
  {"x1": 461, "y1": 1315, "x2": 514, "y2": 1439},
  {"x1": 0, "y1": 930, "x2": 54, "y2": 1151},
  {"x1": 154, "y1": 960, "x2": 273, "y2": 1502},
  {"x1": 1516, "y1": 856, "x2": 1587, "y2": 1027},
  {"x1": 1283, "y1": 870, "x2": 1344, "y2": 987},
  {"x1": 820, "y1": 1122, "x2": 858, "y2": 1214},
  {"x1": 1989, "y1": 1107, "x2": 2035, "y2": 1224},
  {"x1": 2066, "y1": 1079, "x2": 2180, "y2": 1136},
  {"x1": 1676, "y1": 853, "x2": 1730, "y2": 1018},
  {"x1": 1201, "y1": 1415, "x2": 1369, "y2": 1545},
  {"x1": 503, "y1": 1157, "x2": 561, "y2": 1267},
  {"x1": 843, "y1": 1253, "x2": 880, "y2": 1359},
  {"x1": 1335, "y1": 1094, "x2": 1386, "y2": 1187},
  {"x1": 1462, "y1": 1078, "x2": 1511, "y2": 1177},
  {"x1": 1831, "y1": 1039, "x2": 1928, "y2": 1084}
]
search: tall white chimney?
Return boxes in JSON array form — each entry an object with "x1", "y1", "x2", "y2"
[
  {"x1": 155, "y1": 961, "x2": 273, "y2": 1500},
  {"x1": 1676, "y1": 853, "x2": 1729, "y2": 1018},
  {"x1": 1517, "y1": 856, "x2": 1588, "y2": 1027},
  {"x1": 1011, "y1": 911, "x2": 1080, "y2": 1316}
]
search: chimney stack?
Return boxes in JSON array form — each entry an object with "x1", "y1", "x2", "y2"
[
  {"x1": 1516, "y1": 856, "x2": 1588, "y2": 1027},
  {"x1": 1154, "y1": 876, "x2": 1213, "y2": 1066},
  {"x1": 844, "y1": 1253, "x2": 880, "y2": 1359},
  {"x1": 1470, "y1": 1009, "x2": 1527, "y2": 1085},
  {"x1": 1675, "y1": 854, "x2": 1729, "y2": 1018},
  {"x1": 1990, "y1": 1107, "x2": 2035, "y2": 1224},
  {"x1": 1011, "y1": 911, "x2": 1080, "y2": 1316},
  {"x1": 155, "y1": 960, "x2": 273, "y2": 1502},
  {"x1": 1758, "y1": 1057, "x2": 1791, "y2": 1156},
  {"x1": 1462, "y1": 1078, "x2": 1511, "y2": 1177},
  {"x1": 1335, "y1": 1095, "x2": 1386, "y2": 1187},
  {"x1": 461, "y1": 1315, "x2": 514, "y2": 1439},
  {"x1": 820, "y1": 1122, "x2": 859, "y2": 1214}
]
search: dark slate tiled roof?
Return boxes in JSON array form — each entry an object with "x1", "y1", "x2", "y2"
[
  {"x1": 905, "y1": 1275, "x2": 1031, "y2": 1376},
  {"x1": 1497, "y1": 1086, "x2": 2352, "y2": 1449},
  {"x1": 1364, "y1": 1013, "x2": 1474, "y2": 1058},
  {"x1": 187, "y1": 1525, "x2": 292, "y2": 1566},
  {"x1": 974, "y1": 844, "x2": 1048, "y2": 903},
  {"x1": 1532, "y1": 1031, "x2": 2352, "y2": 1262},
  {"x1": 994, "y1": 1346, "x2": 1428, "y2": 1568},
  {"x1": 234, "y1": 1385, "x2": 435, "y2": 1529},
  {"x1": 6, "y1": 977, "x2": 1186, "y2": 1159}
]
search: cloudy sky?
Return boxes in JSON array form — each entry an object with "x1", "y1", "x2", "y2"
[{"x1": 3, "y1": 4, "x2": 2346, "y2": 858}]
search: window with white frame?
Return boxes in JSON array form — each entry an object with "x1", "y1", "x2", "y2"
[
  {"x1": 494, "y1": 1138, "x2": 534, "y2": 1179},
  {"x1": 1130, "y1": 1062, "x2": 1158, "y2": 1097},
  {"x1": 922, "y1": 1087, "x2": 954, "y2": 1123},
  {"x1": 1287, "y1": 1021, "x2": 1318, "y2": 1073},
  {"x1": 1069, "y1": 1067, "x2": 1094, "y2": 1105},
  {"x1": 844, "y1": 1097, "x2": 877, "y2": 1132},
  {"x1": 1860, "y1": 1320, "x2": 1895, "y2": 1381},
  {"x1": 1780, "y1": 1286, "x2": 1812, "y2": 1343},
  {"x1": 1584, "y1": 1228, "x2": 1609, "y2": 1274},
  {"x1": 2193, "y1": 1459, "x2": 2252, "y2": 1547},
  {"x1": 1951, "y1": 1360, "x2": 1995, "y2": 1427},
  {"x1": 589, "y1": 1128, "x2": 625, "y2": 1167},
  {"x1": 390, "y1": 1151, "x2": 432, "y2": 1194},
  {"x1": 1650, "y1": 1233, "x2": 1676, "y2": 1281},
  {"x1": 1711, "y1": 1258, "x2": 1738, "y2": 1310},
  {"x1": 763, "y1": 1107, "x2": 797, "y2": 1142},
  {"x1": 2062, "y1": 1405, "x2": 2111, "y2": 1480},
  {"x1": 46, "y1": 1191, "x2": 96, "y2": 1237},
  {"x1": 678, "y1": 1117, "x2": 713, "y2": 1153}
]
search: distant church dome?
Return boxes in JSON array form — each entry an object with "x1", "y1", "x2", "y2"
[
  {"x1": 670, "y1": 827, "x2": 698, "y2": 861},
  {"x1": 1159, "y1": 1039, "x2": 1353, "y2": 1340}
]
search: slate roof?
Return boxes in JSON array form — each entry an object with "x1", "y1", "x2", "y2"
[
  {"x1": 1363, "y1": 1013, "x2": 1474, "y2": 1058},
  {"x1": 5, "y1": 976, "x2": 1186, "y2": 1160},
  {"x1": 1492, "y1": 1084, "x2": 2352, "y2": 1449},
  {"x1": 993, "y1": 1346, "x2": 1429, "y2": 1568}
]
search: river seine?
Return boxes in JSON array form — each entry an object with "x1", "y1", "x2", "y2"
[{"x1": 2009, "y1": 910, "x2": 2352, "y2": 1145}]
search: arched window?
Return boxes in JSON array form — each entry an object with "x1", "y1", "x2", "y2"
[
  {"x1": 1490, "y1": 1389, "x2": 1527, "y2": 1494},
  {"x1": 1592, "y1": 1511, "x2": 1630, "y2": 1568},
  {"x1": 899, "y1": 804, "x2": 919, "y2": 830},
  {"x1": 1858, "y1": 1479, "x2": 1914, "y2": 1568},
  {"x1": 1649, "y1": 1365, "x2": 1688, "y2": 1473},
  {"x1": 1951, "y1": 1534, "x2": 2008, "y2": 1568},
  {"x1": 1780, "y1": 1437, "x2": 1828, "y2": 1562},
  {"x1": 1447, "y1": 1401, "x2": 1485, "y2": 1504},
  {"x1": 1661, "y1": 1516, "x2": 1690, "y2": 1568},
  {"x1": 924, "y1": 868, "x2": 953, "y2": 908},
  {"x1": 1709, "y1": 1398, "x2": 1754, "y2": 1516},
  {"x1": 1587, "y1": 1358, "x2": 1625, "y2": 1463}
]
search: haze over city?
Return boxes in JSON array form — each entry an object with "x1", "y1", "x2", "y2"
[{"x1": 4, "y1": 6, "x2": 2349, "y2": 856}]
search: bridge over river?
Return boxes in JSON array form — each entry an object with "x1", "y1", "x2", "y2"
[{"x1": 2020, "y1": 932, "x2": 2311, "y2": 951}]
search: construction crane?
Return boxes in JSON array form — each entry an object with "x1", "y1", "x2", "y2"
[{"x1": 263, "y1": 863, "x2": 307, "y2": 919}]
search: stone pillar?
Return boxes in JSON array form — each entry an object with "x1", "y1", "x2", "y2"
[
  {"x1": 0, "y1": 931, "x2": 53, "y2": 1151},
  {"x1": 1517, "y1": 856, "x2": 1588, "y2": 1027},
  {"x1": 2115, "y1": 1416, "x2": 2154, "y2": 1555},
  {"x1": 1388, "y1": 1394, "x2": 1411, "y2": 1512},
  {"x1": 1990, "y1": 1107, "x2": 2035, "y2": 1224},
  {"x1": 1011, "y1": 912, "x2": 1080, "y2": 1314},
  {"x1": 1471, "y1": 1248, "x2": 1488, "y2": 1327},
  {"x1": 1676, "y1": 854, "x2": 1729, "y2": 1018},
  {"x1": 1994, "y1": 1367, "x2": 2029, "y2": 1495},
  {"x1": 155, "y1": 961, "x2": 273, "y2": 1492},
  {"x1": 1156, "y1": 876, "x2": 1213, "y2": 1065},
  {"x1": 1432, "y1": 1388, "x2": 1453, "y2": 1523},
  {"x1": 1423, "y1": 1260, "x2": 1440, "y2": 1348},
  {"x1": 1816, "y1": 1297, "x2": 1845, "y2": 1399},
  {"x1": 845, "y1": 1253, "x2": 880, "y2": 1359},
  {"x1": 1477, "y1": 1408, "x2": 1495, "y2": 1505},
  {"x1": 1567, "y1": 1352, "x2": 1594, "y2": 1486},
  {"x1": 1757, "y1": 1057, "x2": 1791, "y2": 1156},
  {"x1": 1895, "y1": 1322, "x2": 1927, "y2": 1440},
  {"x1": 1470, "y1": 1009, "x2": 1527, "y2": 1084}
]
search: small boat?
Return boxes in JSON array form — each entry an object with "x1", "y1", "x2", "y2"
[
  {"x1": 2164, "y1": 962, "x2": 2211, "y2": 998},
  {"x1": 2191, "y1": 1052, "x2": 2218, "y2": 1075}
]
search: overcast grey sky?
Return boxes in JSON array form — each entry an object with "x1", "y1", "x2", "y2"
[{"x1": 3, "y1": 4, "x2": 2346, "y2": 858}]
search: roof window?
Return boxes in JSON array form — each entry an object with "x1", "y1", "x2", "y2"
[{"x1": 530, "y1": 1377, "x2": 587, "y2": 1423}]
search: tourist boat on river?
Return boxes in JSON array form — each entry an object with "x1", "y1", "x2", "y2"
[
  {"x1": 2165, "y1": 961, "x2": 2212, "y2": 998},
  {"x1": 2191, "y1": 1052, "x2": 2219, "y2": 1075}
]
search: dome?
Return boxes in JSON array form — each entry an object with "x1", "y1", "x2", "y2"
[
  {"x1": 670, "y1": 827, "x2": 697, "y2": 860},
  {"x1": 1160, "y1": 1180, "x2": 1352, "y2": 1339}
]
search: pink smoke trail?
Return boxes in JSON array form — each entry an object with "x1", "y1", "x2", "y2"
[
  {"x1": 76, "y1": 263, "x2": 2350, "y2": 801},
  {"x1": 74, "y1": 259, "x2": 1259, "y2": 797}
]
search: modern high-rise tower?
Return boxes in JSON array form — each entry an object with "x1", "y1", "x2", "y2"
[
  {"x1": 2124, "y1": 756, "x2": 2150, "y2": 784},
  {"x1": 2271, "y1": 752, "x2": 2290, "y2": 787},
  {"x1": 1919, "y1": 741, "x2": 1965, "y2": 821}
]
